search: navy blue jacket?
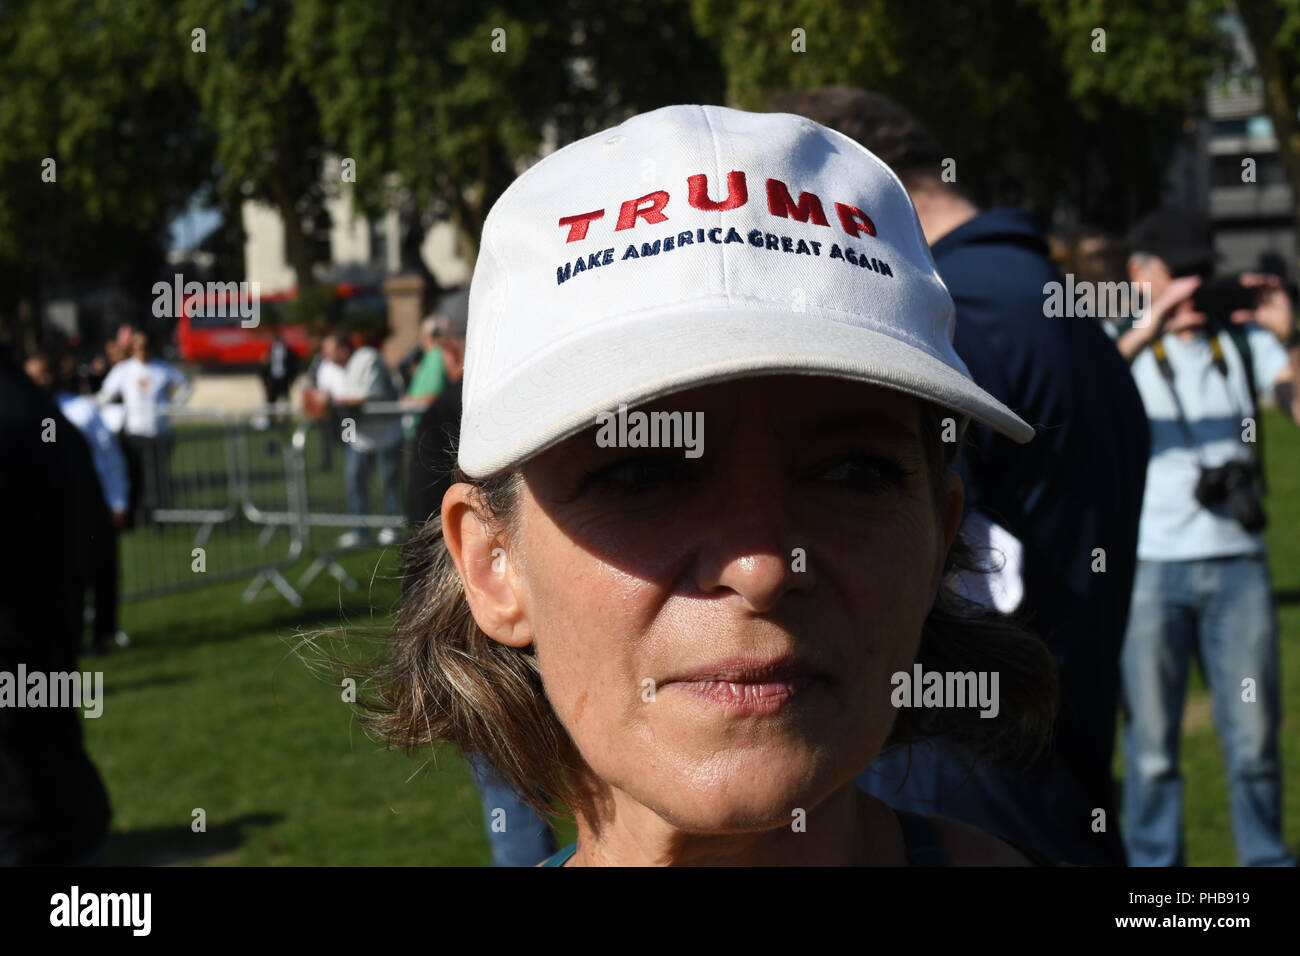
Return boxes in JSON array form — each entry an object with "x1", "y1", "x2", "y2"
[{"x1": 858, "y1": 208, "x2": 1149, "y2": 866}]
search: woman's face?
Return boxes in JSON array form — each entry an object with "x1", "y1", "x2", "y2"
[{"x1": 460, "y1": 375, "x2": 962, "y2": 833}]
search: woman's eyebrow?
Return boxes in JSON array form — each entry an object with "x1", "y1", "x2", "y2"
[{"x1": 791, "y1": 412, "x2": 921, "y2": 445}]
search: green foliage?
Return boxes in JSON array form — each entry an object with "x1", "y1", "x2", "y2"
[
  {"x1": 176, "y1": 0, "x2": 330, "y2": 292},
  {"x1": 293, "y1": 0, "x2": 725, "y2": 259},
  {"x1": 0, "y1": 0, "x2": 212, "y2": 310},
  {"x1": 4, "y1": 0, "x2": 1294, "y2": 320},
  {"x1": 1030, "y1": 0, "x2": 1230, "y2": 113},
  {"x1": 688, "y1": 0, "x2": 1234, "y2": 230}
]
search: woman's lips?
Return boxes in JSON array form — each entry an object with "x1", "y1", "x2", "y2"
[{"x1": 668, "y1": 676, "x2": 822, "y2": 715}]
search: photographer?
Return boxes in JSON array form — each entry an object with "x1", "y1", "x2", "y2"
[{"x1": 1113, "y1": 206, "x2": 1299, "y2": 867}]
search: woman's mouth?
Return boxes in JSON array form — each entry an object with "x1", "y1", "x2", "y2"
[
  {"x1": 663, "y1": 657, "x2": 829, "y2": 715},
  {"x1": 671, "y1": 677, "x2": 818, "y2": 715}
]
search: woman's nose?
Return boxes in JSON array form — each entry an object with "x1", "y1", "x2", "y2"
[{"x1": 691, "y1": 475, "x2": 813, "y2": 612}]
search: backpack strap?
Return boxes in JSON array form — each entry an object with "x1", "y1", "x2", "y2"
[{"x1": 1220, "y1": 323, "x2": 1267, "y2": 494}]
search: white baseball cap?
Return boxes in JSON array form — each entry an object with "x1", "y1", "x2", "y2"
[{"x1": 458, "y1": 104, "x2": 1034, "y2": 477}]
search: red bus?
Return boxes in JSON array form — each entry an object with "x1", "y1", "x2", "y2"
[{"x1": 176, "y1": 283, "x2": 387, "y2": 365}]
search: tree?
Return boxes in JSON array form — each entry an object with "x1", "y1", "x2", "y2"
[
  {"x1": 177, "y1": 0, "x2": 333, "y2": 308},
  {"x1": 0, "y1": 0, "x2": 212, "y2": 328},
  {"x1": 689, "y1": 0, "x2": 1230, "y2": 232},
  {"x1": 1237, "y1": 0, "x2": 1300, "y2": 271},
  {"x1": 291, "y1": 0, "x2": 726, "y2": 282}
]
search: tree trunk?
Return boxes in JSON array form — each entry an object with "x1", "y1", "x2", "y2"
[
  {"x1": 268, "y1": 172, "x2": 317, "y2": 295},
  {"x1": 1237, "y1": 1, "x2": 1300, "y2": 277}
]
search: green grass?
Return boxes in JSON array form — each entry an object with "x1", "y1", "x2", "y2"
[
  {"x1": 95, "y1": 548, "x2": 578, "y2": 865},
  {"x1": 1173, "y1": 407, "x2": 1300, "y2": 865},
  {"x1": 85, "y1": 412, "x2": 1299, "y2": 865}
]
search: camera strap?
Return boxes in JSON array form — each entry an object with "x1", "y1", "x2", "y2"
[
  {"x1": 1221, "y1": 323, "x2": 1267, "y2": 495},
  {"x1": 1150, "y1": 332, "x2": 1265, "y2": 488},
  {"x1": 1150, "y1": 338, "x2": 1211, "y2": 469}
]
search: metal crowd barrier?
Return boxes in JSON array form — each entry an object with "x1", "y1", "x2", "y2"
[
  {"x1": 289, "y1": 402, "x2": 416, "y2": 592},
  {"x1": 117, "y1": 402, "x2": 416, "y2": 607}
]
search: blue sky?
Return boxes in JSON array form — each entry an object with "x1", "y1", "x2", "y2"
[{"x1": 168, "y1": 194, "x2": 223, "y2": 252}]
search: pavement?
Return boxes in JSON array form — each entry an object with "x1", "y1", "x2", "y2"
[{"x1": 185, "y1": 372, "x2": 305, "y2": 414}]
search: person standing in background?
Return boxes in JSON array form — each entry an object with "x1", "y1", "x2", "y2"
[
  {"x1": 0, "y1": 346, "x2": 113, "y2": 864},
  {"x1": 97, "y1": 328, "x2": 192, "y2": 528},
  {"x1": 303, "y1": 331, "x2": 346, "y2": 472},
  {"x1": 262, "y1": 327, "x2": 300, "y2": 407},
  {"x1": 402, "y1": 289, "x2": 467, "y2": 441},
  {"x1": 405, "y1": 290, "x2": 468, "y2": 411},
  {"x1": 1111, "y1": 207, "x2": 1298, "y2": 867},
  {"x1": 24, "y1": 353, "x2": 130, "y2": 654},
  {"x1": 406, "y1": 299, "x2": 468, "y2": 528},
  {"x1": 327, "y1": 330, "x2": 403, "y2": 547}
]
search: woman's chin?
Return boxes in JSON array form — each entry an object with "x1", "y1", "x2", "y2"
[{"x1": 637, "y1": 755, "x2": 844, "y2": 834}]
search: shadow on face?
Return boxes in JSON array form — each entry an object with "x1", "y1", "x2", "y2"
[{"x1": 506, "y1": 374, "x2": 960, "y2": 832}]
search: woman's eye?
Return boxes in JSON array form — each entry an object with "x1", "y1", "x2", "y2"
[
  {"x1": 584, "y1": 454, "x2": 689, "y2": 493},
  {"x1": 817, "y1": 455, "x2": 912, "y2": 492}
]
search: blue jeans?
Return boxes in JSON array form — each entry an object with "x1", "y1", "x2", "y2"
[
  {"x1": 343, "y1": 444, "x2": 402, "y2": 534},
  {"x1": 466, "y1": 753, "x2": 556, "y2": 867},
  {"x1": 1120, "y1": 555, "x2": 1294, "y2": 866}
]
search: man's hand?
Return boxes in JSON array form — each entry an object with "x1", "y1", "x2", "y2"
[
  {"x1": 1232, "y1": 273, "x2": 1300, "y2": 426},
  {"x1": 1231, "y1": 273, "x2": 1295, "y2": 344},
  {"x1": 1118, "y1": 275, "x2": 1204, "y2": 361}
]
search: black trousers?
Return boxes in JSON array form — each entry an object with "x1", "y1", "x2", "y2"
[
  {"x1": 121, "y1": 433, "x2": 175, "y2": 526},
  {"x1": 89, "y1": 496, "x2": 118, "y2": 649}
]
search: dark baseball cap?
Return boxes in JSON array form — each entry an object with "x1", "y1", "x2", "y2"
[
  {"x1": 1126, "y1": 206, "x2": 1219, "y2": 276},
  {"x1": 432, "y1": 287, "x2": 469, "y2": 339}
]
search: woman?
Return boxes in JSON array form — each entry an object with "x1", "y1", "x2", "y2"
[{"x1": 364, "y1": 104, "x2": 1057, "y2": 866}]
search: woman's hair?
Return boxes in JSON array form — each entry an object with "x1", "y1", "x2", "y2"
[{"x1": 359, "y1": 401, "x2": 1059, "y2": 823}]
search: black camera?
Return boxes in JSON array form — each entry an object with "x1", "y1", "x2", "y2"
[{"x1": 1195, "y1": 459, "x2": 1266, "y2": 532}]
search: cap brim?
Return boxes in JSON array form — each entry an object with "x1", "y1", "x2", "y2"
[{"x1": 459, "y1": 307, "x2": 1034, "y2": 477}]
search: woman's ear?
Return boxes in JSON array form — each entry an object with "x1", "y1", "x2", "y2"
[{"x1": 441, "y1": 483, "x2": 532, "y2": 648}]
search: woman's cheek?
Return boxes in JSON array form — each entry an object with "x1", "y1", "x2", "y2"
[{"x1": 526, "y1": 540, "x2": 658, "y2": 743}]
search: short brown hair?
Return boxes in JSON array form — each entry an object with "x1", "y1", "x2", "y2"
[
  {"x1": 360, "y1": 402, "x2": 1058, "y2": 823},
  {"x1": 768, "y1": 86, "x2": 948, "y2": 190}
]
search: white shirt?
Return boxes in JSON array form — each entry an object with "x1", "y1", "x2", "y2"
[
  {"x1": 343, "y1": 347, "x2": 402, "y2": 451},
  {"x1": 57, "y1": 393, "x2": 129, "y2": 513},
  {"x1": 316, "y1": 360, "x2": 350, "y2": 399},
  {"x1": 951, "y1": 510, "x2": 1025, "y2": 614},
  {"x1": 98, "y1": 357, "x2": 192, "y2": 437}
]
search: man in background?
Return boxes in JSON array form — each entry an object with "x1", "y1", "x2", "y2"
[
  {"x1": 0, "y1": 346, "x2": 113, "y2": 864},
  {"x1": 772, "y1": 86, "x2": 1149, "y2": 866},
  {"x1": 25, "y1": 352, "x2": 130, "y2": 655},
  {"x1": 327, "y1": 330, "x2": 403, "y2": 547},
  {"x1": 1111, "y1": 207, "x2": 1297, "y2": 866},
  {"x1": 261, "y1": 327, "x2": 300, "y2": 408},
  {"x1": 97, "y1": 328, "x2": 192, "y2": 527},
  {"x1": 407, "y1": 297, "x2": 468, "y2": 526},
  {"x1": 405, "y1": 290, "x2": 468, "y2": 412}
]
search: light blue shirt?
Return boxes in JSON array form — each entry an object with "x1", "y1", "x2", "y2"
[{"x1": 1122, "y1": 323, "x2": 1290, "y2": 561}]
